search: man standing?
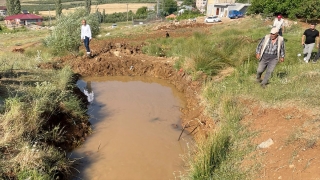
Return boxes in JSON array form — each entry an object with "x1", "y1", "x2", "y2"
[
  {"x1": 273, "y1": 15, "x2": 284, "y2": 36},
  {"x1": 302, "y1": 23, "x2": 319, "y2": 63},
  {"x1": 255, "y1": 28, "x2": 285, "y2": 88},
  {"x1": 81, "y1": 19, "x2": 92, "y2": 58}
]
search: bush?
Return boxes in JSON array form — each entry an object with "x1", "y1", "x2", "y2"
[{"x1": 45, "y1": 8, "x2": 100, "y2": 55}]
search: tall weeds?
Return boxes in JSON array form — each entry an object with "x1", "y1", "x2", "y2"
[{"x1": 0, "y1": 66, "x2": 88, "y2": 179}]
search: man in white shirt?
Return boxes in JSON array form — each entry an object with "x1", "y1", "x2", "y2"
[
  {"x1": 273, "y1": 15, "x2": 284, "y2": 36},
  {"x1": 81, "y1": 19, "x2": 92, "y2": 57}
]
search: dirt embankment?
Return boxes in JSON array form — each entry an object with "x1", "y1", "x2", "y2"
[{"x1": 39, "y1": 39, "x2": 215, "y2": 137}]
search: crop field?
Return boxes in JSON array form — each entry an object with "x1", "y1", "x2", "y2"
[{"x1": 38, "y1": 3, "x2": 155, "y2": 16}]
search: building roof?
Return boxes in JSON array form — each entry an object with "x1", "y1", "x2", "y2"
[
  {"x1": 5, "y1": 14, "x2": 43, "y2": 20},
  {"x1": 0, "y1": 6, "x2": 7, "y2": 10}
]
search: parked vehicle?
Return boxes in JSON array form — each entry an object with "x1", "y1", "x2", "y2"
[
  {"x1": 228, "y1": 10, "x2": 244, "y2": 19},
  {"x1": 204, "y1": 16, "x2": 221, "y2": 23}
]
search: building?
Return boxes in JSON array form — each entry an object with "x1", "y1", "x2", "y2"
[
  {"x1": 206, "y1": 0, "x2": 250, "y2": 17},
  {"x1": 0, "y1": 6, "x2": 7, "y2": 16},
  {"x1": 4, "y1": 14, "x2": 43, "y2": 27},
  {"x1": 196, "y1": 0, "x2": 207, "y2": 13}
]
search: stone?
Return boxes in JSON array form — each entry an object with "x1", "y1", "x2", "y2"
[{"x1": 257, "y1": 138, "x2": 274, "y2": 149}]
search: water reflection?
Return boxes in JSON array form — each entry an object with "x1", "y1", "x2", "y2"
[{"x1": 83, "y1": 81, "x2": 94, "y2": 103}]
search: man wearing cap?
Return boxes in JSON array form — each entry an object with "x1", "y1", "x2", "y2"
[
  {"x1": 255, "y1": 28, "x2": 285, "y2": 88},
  {"x1": 302, "y1": 23, "x2": 319, "y2": 63},
  {"x1": 273, "y1": 15, "x2": 284, "y2": 36}
]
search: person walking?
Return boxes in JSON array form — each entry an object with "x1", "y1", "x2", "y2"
[
  {"x1": 302, "y1": 23, "x2": 319, "y2": 63},
  {"x1": 273, "y1": 15, "x2": 284, "y2": 36},
  {"x1": 166, "y1": 31, "x2": 170, "y2": 38},
  {"x1": 314, "y1": 44, "x2": 320, "y2": 63},
  {"x1": 81, "y1": 19, "x2": 92, "y2": 58},
  {"x1": 255, "y1": 28, "x2": 285, "y2": 88}
]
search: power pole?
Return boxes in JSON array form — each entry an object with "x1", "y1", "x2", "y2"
[
  {"x1": 156, "y1": 0, "x2": 159, "y2": 18},
  {"x1": 49, "y1": 8, "x2": 51, "y2": 26},
  {"x1": 127, "y1": 3, "x2": 128, "y2": 23}
]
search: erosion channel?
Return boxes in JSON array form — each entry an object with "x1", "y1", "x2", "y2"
[{"x1": 72, "y1": 76, "x2": 193, "y2": 180}]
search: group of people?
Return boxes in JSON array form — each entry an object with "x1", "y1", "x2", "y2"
[
  {"x1": 80, "y1": 17, "x2": 319, "y2": 89},
  {"x1": 255, "y1": 15, "x2": 320, "y2": 88}
]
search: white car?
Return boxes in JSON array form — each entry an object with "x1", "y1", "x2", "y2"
[{"x1": 204, "y1": 16, "x2": 221, "y2": 23}]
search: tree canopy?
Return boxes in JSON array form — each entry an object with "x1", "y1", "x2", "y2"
[
  {"x1": 248, "y1": 0, "x2": 320, "y2": 20},
  {"x1": 160, "y1": 0, "x2": 178, "y2": 16}
]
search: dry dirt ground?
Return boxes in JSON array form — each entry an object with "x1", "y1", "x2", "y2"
[{"x1": 18, "y1": 18, "x2": 320, "y2": 179}]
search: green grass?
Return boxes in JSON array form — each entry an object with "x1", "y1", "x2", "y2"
[
  {"x1": 1, "y1": 15, "x2": 319, "y2": 179},
  {"x1": 141, "y1": 16, "x2": 320, "y2": 179}
]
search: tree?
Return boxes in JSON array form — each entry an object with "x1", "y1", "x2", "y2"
[
  {"x1": 161, "y1": 0, "x2": 178, "y2": 16},
  {"x1": 182, "y1": 0, "x2": 195, "y2": 7},
  {"x1": 298, "y1": 0, "x2": 320, "y2": 21},
  {"x1": 85, "y1": 0, "x2": 92, "y2": 14},
  {"x1": 136, "y1": 6, "x2": 147, "y2": 16},
  {"x1": 6, "y1": 0, "x2": 21, "y2": 15},
  {"x1": 6, "y1": 0, "x2": 15, "y2": 15},
  {"x1": 13, "y1": 0, "x2": 21, "y2": 14},
  {"x1": 247, "y1": 0, "x2": 320, "y2": 21},
  {"x1": 55, "y1": 0, "x2": 62, "y2": 17}
]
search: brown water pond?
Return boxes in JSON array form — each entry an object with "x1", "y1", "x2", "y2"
[{"x1": 72, "y1": 76, "x2": 193, "y2": 180}]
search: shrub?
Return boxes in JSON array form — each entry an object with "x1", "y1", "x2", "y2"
[{"x1": 45, "y1": 8, "x2": 100, "y2": 55}]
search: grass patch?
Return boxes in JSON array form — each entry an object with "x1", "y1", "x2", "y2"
[
  {"x1": 182, "y1": 97, "x2": 254, "y2": 179},
  {"x1": 0, "y1": 42, "x2": 90, "y2": 179},
  {"x1": 139, "y1": 16, "x2": 320, "y2": 179}
]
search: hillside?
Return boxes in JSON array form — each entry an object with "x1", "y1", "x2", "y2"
[{"x1": 1, "y1": 14, "x2": 320, "y2": 179}]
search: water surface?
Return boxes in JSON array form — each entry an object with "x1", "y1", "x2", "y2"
[{"x1": 73, "y1": 76, "x2": 192, "y2": 180}]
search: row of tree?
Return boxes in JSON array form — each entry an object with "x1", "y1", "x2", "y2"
[
  {"x1": 6, "y1": 0, "x2": 92, "y2": 17},
  {"x1": 246, "y1": 0, "x2": 320, "y2": 20}
]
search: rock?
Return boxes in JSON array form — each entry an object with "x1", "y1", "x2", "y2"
[
  {"x1": 113, "y1": 51, "x2": 120, "y2": 57},
  {"x1": 257, "y1": 138, "x2": 274, "y2": 149}
]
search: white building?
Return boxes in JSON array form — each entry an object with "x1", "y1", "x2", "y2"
[
  {"x1": 206, "y1": 0, "x2": 250, "y2": 17},
  {"x1": 196, "y1": 0, "x2": 207, "y2": 13},
  {"x1": 0, "y1": 6, "x2": 7, "y2": 16}
]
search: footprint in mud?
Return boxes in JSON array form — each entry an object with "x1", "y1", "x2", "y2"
[{"x1": 171, "y1": 124, "x2": 179, "y2": 129}]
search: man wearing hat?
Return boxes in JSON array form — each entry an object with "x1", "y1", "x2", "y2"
[
  {"x1": 255, "y1": 28, "x2": 285, "y2": 88},
  {"x1": 273, "y1": 15, "x2": 284, "y2": 36}
]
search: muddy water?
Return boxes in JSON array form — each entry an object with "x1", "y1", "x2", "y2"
[{"x1": 73, "y1": 76, "x2": 192, "y2": 180}]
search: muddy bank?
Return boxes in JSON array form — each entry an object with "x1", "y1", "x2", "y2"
[{"x1": 42, "y1": 41, "x2": 215, "y2": 138}]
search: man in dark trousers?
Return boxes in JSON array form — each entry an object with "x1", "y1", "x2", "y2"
[
  {"x1": 302, "y1": 23, "x2": 319, "y2": 63},
  {"x1": 255, "y1": 28, "x2": 285, "y2": 88},
  {"x1": 314, "y1": 44, "x2": 320, "y2": 63}
]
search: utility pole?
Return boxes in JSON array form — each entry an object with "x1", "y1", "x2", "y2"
[
  {"x1": 126, "y1": 3, "x2": 128, "y2": 23},
  {"x1": 156, "y1": 0, "x2": 159, "y2": 18},
  {"x1": 48, "y1": 8, "x2": 51, "y2": 26}
]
